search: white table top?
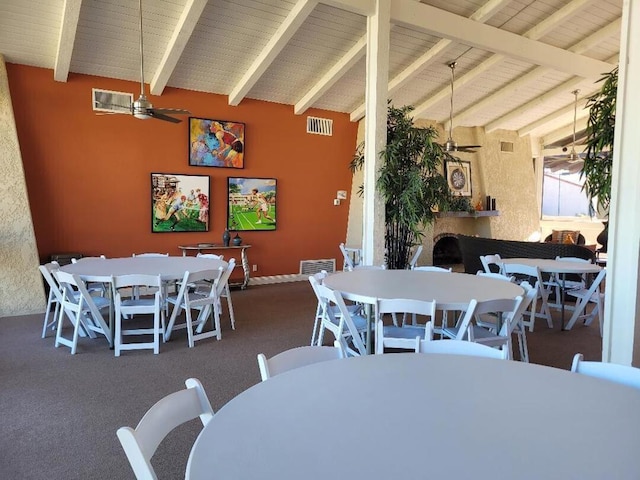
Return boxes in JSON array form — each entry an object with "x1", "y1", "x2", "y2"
[
  {"x1": 187, "y1": 353, "x2": 640, "y2": 480},
  {"x1": 501, "y1": 257, "x2": 602, "y2": 274},
  {"x1": 59, "y1": 256, "x2": 227, "y2": 282},
  {"x1": 323, "y1": 269, "x2": 524, "y2": 309}
]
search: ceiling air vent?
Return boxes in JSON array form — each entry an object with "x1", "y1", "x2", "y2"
[
  {"x1": 500, "y1": 141, "x2": 514, "y2": 153},
  {"x1": 306, "y1": 116, "x2": 333, "y2": 136},
  {"x1": 92, "y1": 88, "x2": 133, "y2": 114}
]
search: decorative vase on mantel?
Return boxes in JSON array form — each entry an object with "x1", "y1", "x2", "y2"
[
  {"x1": 596, "y1": 221, "x2": 609, "y2": 253},
  {"x1": 232, "y1": 233, "x2": 243, "y2": 246},
  {"x1": 222, "y1": 229, "x2": 231, "y2": 247}
]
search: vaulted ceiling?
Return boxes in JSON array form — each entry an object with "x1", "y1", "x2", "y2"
[{"x1": 0, "y1": 0, "x2": 621, "y2": 152}]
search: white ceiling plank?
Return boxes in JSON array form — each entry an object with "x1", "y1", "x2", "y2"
[
  {"x1": 150, "y1": 0, "x2": 207, "y2": 96},
  {"x1": 294, "y1": 35, "x2": 366, "y2": 114},
  {"x1": 350, "y1": 0, "x2": 509, "y2": 122},
  {"x1": 390, "y1": 0, "x2": 615, "y2": 79},
  {"x1": 518, "y1": 97, "x2": 590, "y2": 138},
  {"x1": 319, "y1": 0, "x2": 373, "y2": 16},
  {"x1": 542, "y1": 116, "x2": 588, "y2": 147},
  {"x1": 412, "y1": 0, "x2": 601, "y2": 121},
  {"x1": 450, "y1": 20, "x2": 621, "y2": 128},
  {"x1": 486, "y1": 53, "x2": 618, "y2": 132},
  {"x1": 228, "y1": 0, "x2": 318, "y2": 106},
  {"x1": 54, "y1": 0, "x2": 82, "y2": 82}
]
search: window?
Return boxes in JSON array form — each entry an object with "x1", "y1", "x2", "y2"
[{"x1": 542, "y1": 167, "x2": 594, "y2": 218}]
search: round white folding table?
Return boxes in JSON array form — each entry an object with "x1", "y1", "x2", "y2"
[
  {"x1": 186, "y1": 353, "x2": 640, "y2": 479},
  {"x1": 59, "y1": 256, "x2": 227, "y2": 282},
  {"x1": 323, "y1": 269, "x2": 524, "y2": 309}
]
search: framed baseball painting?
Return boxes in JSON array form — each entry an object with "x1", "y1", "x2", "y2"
[
  {"x1": 151, "y1": 173, "x2": 210, "y2": 232},
  {"x1": 227, "y1": 177, "x2": 277, "y2": 231}
]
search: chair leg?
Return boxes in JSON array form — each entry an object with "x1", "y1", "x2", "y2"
[{"x1": 225, "y1": 285, "x2": 235, "y2": 330}]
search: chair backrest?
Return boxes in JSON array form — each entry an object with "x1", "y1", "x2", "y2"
[
  {"x1": 257, "y1": 345, "x2": 343, "y2": 381},
  {"x1": 375, "y1": 297, "x2": 437, "y2": 321},
  {"x1": 408, "y1": 245, "x2": 424, "y2": 269},
  {"x1": 412, "y1": 266, "x2": 452, "y2": 273},
  {"x1": 475, "y1": 271, "x2": 515, "y2": 282},
  {"x1": 55, "y1": 270, "x2": 104, "y2": 319},
  {"x1": 175, "y1": 268, "x2": 224, "y2": 305},
  {"x1": 117, "y1": 378, "x2": 214, "y2": 480},
  {"x1": 112, "y1": 274, "x2": 163, "y2": 309},
  {"x1": 39, "y1": 262, "x2": 63, "y2": 303},
  {"x1": 132, "y1": 253, "x2": 169, "y2": 258},
  {"x1": 454, "y1": 296, "x2": 523, "y2": 341},
  {"x1": 501, "y1": 262, "x2": 543, "y2": 287},
  {"x1": 72, "y1": 255, "x2": 107, "y2": 263},
  {"x1": 311, "y1": 279, "x2": 367, "y2": 356},
  {"x1": 196, "y1": 253, "x2": 224, "y2": 260},
  {"x1": 339, "y1": 243, "x2": 357, "y2": 271},
  {"x1": 480, "y1": 254, "x2": 502, "y2": 273},
  {"x1": 555, "y1": 256, "x2": 591, "y2": 263},
  {"x1": 416, "y1": 324, "x2": 507, "y2": 360},
  {"x1": 214, "y1": 259, "x2": 236, "y2": 296},
  {"x1": 499, "y1": 282, "x2": 537, "y2": 336},
  {"x1": 571, "y1": 353, "x2": 640, "y2": 390}
]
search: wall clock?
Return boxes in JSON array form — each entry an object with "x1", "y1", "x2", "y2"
[{"x1": 445, "y1": 160, "x2": 472, "y2": 197}]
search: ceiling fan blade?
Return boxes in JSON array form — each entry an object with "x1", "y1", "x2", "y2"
[
  {"x1": 457, "y1": 147, "x2": 478, "y2": 153},
  {"x1": 149, "y1": 111, "x2": 183, "y2": 123},
  {"x1": 458, "y1": 145, "x2": 481, "y2": 149},
  {"x1": 151, "y1": 108, "x2": 191, "y2": 115}
]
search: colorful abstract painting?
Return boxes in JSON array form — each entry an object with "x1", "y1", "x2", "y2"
[{"x1": 189, "y1": 118, "x2": 245, "y2": 168}]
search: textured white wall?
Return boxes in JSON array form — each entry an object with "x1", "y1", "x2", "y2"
[
  {"x1": 346, "y1": 120, "x2": 541, "y2": 266},
  {"x1": 0, "y1": 55, "x2": 45, "y2": 317}
]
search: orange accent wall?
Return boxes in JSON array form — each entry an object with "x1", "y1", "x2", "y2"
[{"x1": 7, "y1": 64, "x2": 357, "y2": 276}]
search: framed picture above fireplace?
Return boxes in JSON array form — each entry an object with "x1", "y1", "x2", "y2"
[{"x1": 445, "y1": 160, "x2": 472, "y2": 197}]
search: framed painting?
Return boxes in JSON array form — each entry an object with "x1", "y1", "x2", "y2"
[
  {"x1": 227, "y1": 177, "x2": 277, "y2": 231},
  {"x1": 151, "y1": 173, "x2": 210, "y2": 232},
  {"x1": 445, "y1": 160, "x2": 472, "y2": 197},
  {"x1": 189, "y1": 117, "x2": 245, "y2": 168}
]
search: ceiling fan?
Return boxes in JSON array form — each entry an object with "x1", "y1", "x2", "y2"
[
  {"x1": 96, "y1": 0, "x2": 190, "y2": 123},
  {"x1": 442, "y1": 61, "x2": 481, "y2": 153},
  {"x1": 565, "y1": 89, "x2": 581, "y2": 162}
]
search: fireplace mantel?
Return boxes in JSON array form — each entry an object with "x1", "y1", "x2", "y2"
[{"x1": 435, "y1": 210, "x2": 500, "y2": 218}]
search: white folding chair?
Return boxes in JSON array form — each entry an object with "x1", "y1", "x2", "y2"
[
  {"x1": 480, "y1": 254, "x2": 503, "y2": 274},
  {"x1": 501, "y1": 262, "x2": 553, "y2": 331},
  {"x1": 308, "y1": 271, "x2": 362, "y2": 345},
  {"x1": 571, "y1": 353, "x2": 640, "y2": 390},
  {"x1": 374, "y1": 298, "x2": 437, "y2": 354},
  {"x1": 339, "y1": 243, "x2": 360, "y2": 271},
  {"x1": 441, "y1": 296, "x2": 523, "y2": 360},
  {"x1": 38, "y1": 261, "x2": 64, "y2": 338},
  {"x1": 132, "y1": 253, "x2": 169, "y2": 258},
  {"x1": 564, "y1": 269, "x2": 607, "y2": 334},
  {"x1": 475, "y1": 271, "x2": 515, "y2": 282},
  {"x1": 257, "y1": 344, "x2": 343, "y2": 381},
  {"x1": 117, "y1": 378, "x2": 214, "y2": 480},
  {"x1": 415, "y1": 321, "x2": 508, "y2": 360},
  {"x1": 71, "y1": 255, "x2": 108, "y2": 296},
  {"x1": 54, "y1": 270, "x2": 113, "y2": 354},
  {"x1": 196, "y1": 253, "x2": 224, "y2": 260},
  {"x1": 545, "y1": 256, "x2": 591, "y2": 310},
  {"x1": 112, "y1": 274, "x2": 165, "y2": 356},
  {"x1": 408, "y1": 245, "x2": 424, "y2": 269},
  {"x1": 165, "y1": 268, "x2": 225, "y2": 347},
  {"x1": 215, "y1": 259, "x2": 237, "y2": 330},
  {"x1": 311, "y1": 281, "x2": 367, "y2": 357},
  {"x1": 131, "y1": 253, "x2": 170, "y2": 301}
]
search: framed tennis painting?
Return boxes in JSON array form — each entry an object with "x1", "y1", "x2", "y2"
[
  {"x1": 445, "y1": 160, "x2": 472, "y2": 197},
  {"x1": 189, "y1": 117, "x2": 245, "y2": 168},
  {"x1": 227, "y1": 177, "x2": 277, "y2": 231},
  {"x1": 151, "y1": 173, "x2": 210, "y2": 232}
]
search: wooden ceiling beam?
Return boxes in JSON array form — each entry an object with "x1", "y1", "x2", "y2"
[{"x1": 54, "y1": 0, "x2": 82, "y2": 82}]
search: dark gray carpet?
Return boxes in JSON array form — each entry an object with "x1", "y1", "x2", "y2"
[{"x1": 0, "y1": 281, "x2": 601, "y2": 479}]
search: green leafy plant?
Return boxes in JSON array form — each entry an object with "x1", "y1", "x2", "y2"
[
  {"x1": 582, "y1": 66, "x2": 617, "y2": 212},
  {"x1": 350, "y1": 105, "x2": 454, "y2": 269}
]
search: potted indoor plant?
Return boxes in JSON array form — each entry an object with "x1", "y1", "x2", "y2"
[
  {"x1": 351, "y1": 104, "x2": 454, "y2": 269},
  {"x1": 582, "y1": 66, "x2": 617, "y2": 251}
]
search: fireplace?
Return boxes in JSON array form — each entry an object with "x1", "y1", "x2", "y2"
[{"x1": 433, "y1": 233, "x2": 462, "y2": 267}]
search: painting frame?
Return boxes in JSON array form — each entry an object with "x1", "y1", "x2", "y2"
[
  {"x1": 189, "y1": 117, "x2": 245, "y2": 168},
  {"x1": 227, "y1": 177, "x2": 277, "y2": 231},
  {"x1": 445, "y1": 160, "x2": 472, "y2": 197},
  {"x1": 151, "y1": 173, "x2": 211, "y2": 233}
]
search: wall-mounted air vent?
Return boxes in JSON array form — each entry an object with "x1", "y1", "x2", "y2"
[
  {"x1": 306, "y1": 116, "x2": 333, "y2": 136},
  {"x1": 300, "y1": 258, "x2": 336, "y2": 275},
  {"x1": 92, "y1": 88, "x2": 133, "y2": 113},
  {"x1": 500, "y1": 141, "x2": 514, "y2": 153}
]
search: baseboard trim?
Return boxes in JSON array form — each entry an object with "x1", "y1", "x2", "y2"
[{"x1": 249, "y1": 274, "x2": 307, "y2": 285}]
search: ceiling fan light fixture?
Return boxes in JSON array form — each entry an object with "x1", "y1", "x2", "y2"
[
  {"x1": 567, "y1": 89, "x2": 581, "y2": 162},
  {"x1": 443, "y1": 61, "x2": 481, "y2": 153}
]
